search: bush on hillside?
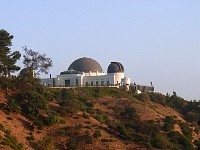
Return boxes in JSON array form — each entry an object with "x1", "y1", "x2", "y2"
[
  {"x1": 4, "y1": 98, "x2": 21, "y2": 113},
  {"x1": 150, "y1": 133, "x2": 173, "y2": 149},
  {"x1": 163, "y1": 116, "x2": 176, "y2": 132},
  {"x1": 37, "y1": 136, "x2": 55, "y2": 150}
]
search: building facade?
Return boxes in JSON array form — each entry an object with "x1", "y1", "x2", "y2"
[{"x1": 40, "y1": 57, "x2": 131, "y2": 88}]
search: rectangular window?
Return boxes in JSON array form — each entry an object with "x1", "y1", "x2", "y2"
[
  {"x1": 91, "y1": 81, "x2": 93, "y2": 86},
  {"x1": 107, "y1": 81, "x2": 109, "y2": 86},
  {"x1": 101, "y1": 81, "x2": 104, "y2": 86},
  {"x1": 86, "y1": 82, "x2": 89, "y2": 86},
  {"x1": 96, "y1": 81, "x2": 98, "y2": 86}
]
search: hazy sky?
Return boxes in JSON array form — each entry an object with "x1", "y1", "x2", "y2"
[{"x1": 1, "y1": 0, "x2": 200, "y2": 100}]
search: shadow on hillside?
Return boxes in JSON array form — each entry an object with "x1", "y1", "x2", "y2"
[
  {"x1": 16, "y1": 117, "x2": 34, "y2": 131},
  {"x1": 55, "y1": 143, "x2": 66, "y2": 150},
  {"x1": 29, "y1": 141, "x2": 38, "y2": 149}
]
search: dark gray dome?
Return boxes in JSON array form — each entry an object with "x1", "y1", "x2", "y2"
[
  {"x1": 68, "y1": 57, "x2": 103, "y2": 73},
  {"x1": 107, "y1": 62, "x2": 124, "y2": 73},
  {"x1": 19, "y1": 68, "x2": 32, "y2": 76}
]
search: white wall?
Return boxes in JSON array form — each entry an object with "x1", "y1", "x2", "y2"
[
  {"x1": 84, "y1": 71, "x2": 105, "y2": 76},
  {"x1": 56, "y1": 74, "x2": 82, "y2": 87},
  {"x1": 40, "y1": 72, "x2": 128, "y2": 87}
]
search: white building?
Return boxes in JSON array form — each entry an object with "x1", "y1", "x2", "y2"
[{"x1": 40, "y1": 57, "x2": 131, "y2": 88}]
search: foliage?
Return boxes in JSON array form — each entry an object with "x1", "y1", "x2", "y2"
[
  {"x1": 66, "y1": 134, "x2": 93, "y2": 150},
  {"x1": 16, "y1": 90, "x2": 48, "y2": 127},
  {"x1": 166, "y1": 91, "x2": 186, "y2": 110},
  {"x1": 59, "y1": 98, "x2": 79, "y2": 116},
  {"x1": 4, "y1": 98, "x2": 21, "y2": 113},
  {"x1": 150, "y1": 133, "x2": 173, "y2": 149},
  {"x1": 0, "y1": 123, "x2": 5, "y2": 131},
  {"x1": 194, "y1": 139, "x2": 200, "y2": 150},
  {"x1": 120, "y1": 106, "x2": 138, "y2": 121},
  {"x1": 93, "y1": 129, "x2": 101, "y2": 138},
  {"x1": 37, "y1": 136, "x2": 55, "y2": 150},
  {"x1": 149, "y1": 92, "x2": 166, "y2": 104},
  {"x1": 135, "y1": 120, "x2": 160, "y2": 136},
  {"x1": 26, "y1": 132, "x2": 35, "y2": 141},
  {"x1": 93, "y1": 110, "x2": 109, "y2": 124},
  {"x1": 57, "y1": 124, "x2": 83, "y2": 137},
  {"x1": 45, "y1": 111, "x2": 62, "y2": 125},
  {"x1": 23, "y1": 46, "x2": 53, "y2": 75},
  {"x1": 22, "y1": 91, "x2": 48, "y2": 114},
  {"x1": 0, "y1": 77, "x2": 12, "y2": 93},
  {"x1": 167, "y1": 131, "x2": 194, "y2": 150},
  {"x1": 0, "y1": 29, "x2": 21, "y2": 77},
  {"x1": 2, "y1": 129, "x2": 23, "y2": 150},
  {"x1": 133, "y1": 93, "x2": 151, "y2": 101},
  {"x1": 163, "y1": 116, "x2": 175, "y2": 132},
  {"x1": 179, "y1": 122, "x2": 193, "y2": 140}
]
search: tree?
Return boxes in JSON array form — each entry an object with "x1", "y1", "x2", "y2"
[
  {"x1": 0, "y1": 29, "x2": 21, "y2": 77},
  {"x1": 163, "y1": 116, "x2": 175, "y2": 131},
  {"x1": 23, "y1": 46, "x2": 53, "y2": 76}
]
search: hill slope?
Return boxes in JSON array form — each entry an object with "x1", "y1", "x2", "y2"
[{"x1": 0, "y1": 87, "x2": 199, "y2": 150}]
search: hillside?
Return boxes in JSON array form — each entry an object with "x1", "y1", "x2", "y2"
[{"x1": 0, "y1": 84, "x2": 199, "y2": 150}]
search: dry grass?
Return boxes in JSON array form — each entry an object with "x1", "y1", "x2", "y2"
[{"x1": 0, "y1": 90, "x2": 198, "y2": 150}]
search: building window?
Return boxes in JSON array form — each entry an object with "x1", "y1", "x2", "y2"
[
  {"x1": 86, "y1": 82, "x2": 89, "y2": 86},
  {"x1": 91, "y1": 81, "x2": 93, "y2": 86},
  {"x1": 101, "y1": 81, "x2": 104, "y2": 86},
  {"x1": 107, "y1": 81, "x2": 110, "y2": 86},
  {"x1": 96, "y1": 81, "x2": 98, "y2": 86}
]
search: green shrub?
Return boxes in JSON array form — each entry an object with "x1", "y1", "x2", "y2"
[
  {"x1": 66, "y1": 137, "x2": 77, "y2": 150},
  {"x1": 4, "y1": 110, "x2": 10, "y2": 115},
  {"x1": 0, "y1": 123, "x2": 5, "y2": 131},
  {"x1": 37, "y1": 136, "x2": 55, "y2": 150},
  {"x1": 2, "y1": 129, "x2": 23, "y2": 150},
  {"x1": 167, "y1": 131, "x2": 194, "y2": 150},
  {"x1": 66, "y1": 134, "x2": 93, "y2": 149},
  {"x1": 149, "y1": 92, "x2": 166, "y2": 104},
  {"x1": 57, "y1": 124, "x2": 83, "y2": 137},
  {"x1": 93, "y1": 129, "x2": 101, "y2": 138},
  {"x1": 26, "y1": 132, "x2": 35, "y2": 141},
  {"x1": 150, "y1": 133, "x2": 172, "y2": 149},
  {"x1": 163, "y1": 116, "x2": 175, "y2": 132},
  {"x1": 26, "y1": 135, "x2": 35, "y2": 141},
  {"x1": 84, "y1": 121, "x2": 91, "y2": 124},
  {"x1": 120, "y1": 106, "x2": 138, "y2": 121},
  {"x1": 5, "y1": 99, "x2": 21, "y2": 113},
  {"x1": 194, "y1": 139, "x2": 200, "y2": 150},
  {"x1": 46, "y1": 112, "x2": 60, "y2": 125},
  {"x1": 178, "y1": 136, "x2": 194, "y2": 150},
  {"x1": 7, "y1": 116, "x2": 13, "y2": 120},
  {"x1": 179, "y1": 122, "x2": 193, "y2": 140},
  {"x1": 82, "y1": 112, "x2": 90, "y2": 119}
]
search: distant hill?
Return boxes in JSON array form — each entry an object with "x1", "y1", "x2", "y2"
[{"x1": 0, "y1": 82, "x2": 200, "y2": 149}]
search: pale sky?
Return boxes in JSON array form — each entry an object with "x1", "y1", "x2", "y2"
[{"x1": 1, "y1": 0, "x2": 200, "y2": 100}]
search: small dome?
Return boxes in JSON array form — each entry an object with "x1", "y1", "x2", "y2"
[
  {"x1": 19, "y1": 68, "x2": 33, "y2": 76},
  {"x1": 107, "y1": 62, "x2": 124, "y2": 73},
  {"x1": 68, "y1": 57, "x2": 103, "y2": 73}
]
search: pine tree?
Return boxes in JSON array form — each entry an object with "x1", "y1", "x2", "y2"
[{"x1": 0, "y1": 29, "x2": 21, "y2": 77}]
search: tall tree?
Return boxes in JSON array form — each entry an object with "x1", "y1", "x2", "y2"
[
  {"x1": 23, "y1": 46, "x2": 53, "y2": 76},
  {"x1": 0, "y1": 29, "x2": 21, "y2": 77}
]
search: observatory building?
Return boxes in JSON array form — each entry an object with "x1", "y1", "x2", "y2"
[{"x1": 40, "y1": 57, "x2": 131, "y2": 88}]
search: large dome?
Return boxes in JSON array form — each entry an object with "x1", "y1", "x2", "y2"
[
  {"x1": 107, "y1": 62, "x2": 124, "y2": 73},
  {"x1": 68, "y1": 57, "x2": 103, "y2": 73}
]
